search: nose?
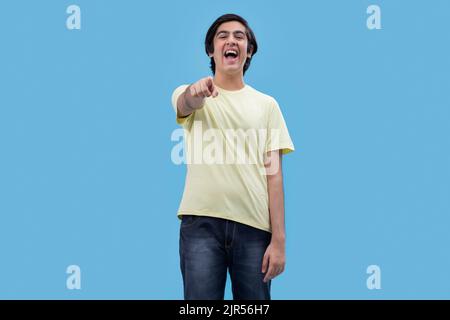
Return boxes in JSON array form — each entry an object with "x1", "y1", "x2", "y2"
[{"x1": 226, "y1": 38, "x2": 237, "y2": 46}]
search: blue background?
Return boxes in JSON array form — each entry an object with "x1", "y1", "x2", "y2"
[{"x1": 0, "y1": 0, "x2": 449, "y2": 299}]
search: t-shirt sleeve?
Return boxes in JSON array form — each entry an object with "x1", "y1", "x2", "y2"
[
  {"x1": 171, "y1": 84, "x2": 194, "y2": 128},
  {"x1": 266, "y1": 98, "x2": 295, "y2": 155}
]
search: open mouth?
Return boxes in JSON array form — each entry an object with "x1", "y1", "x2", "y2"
[{"x1": 223, "y1": 49, "x2": 239, "y2": 63}]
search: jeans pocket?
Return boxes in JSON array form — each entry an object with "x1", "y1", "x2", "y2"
[{"x1": 181, "y1": 215, "x2": 200, "y2": 228}]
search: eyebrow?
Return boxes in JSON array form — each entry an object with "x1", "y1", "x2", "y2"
[{"x1": 216, "y1": 30, "x2": 246, "y2": 36}]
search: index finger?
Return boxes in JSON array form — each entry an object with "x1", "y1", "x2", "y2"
[
  {"x1": 206, "y1": 77, "x2": 218, "y2": 97},
  {"x1": 205, "y1": 77, "x2": 214, "y2": 90}
]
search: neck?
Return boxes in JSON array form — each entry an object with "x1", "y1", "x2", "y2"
[{"x1": 213, "y1": 72, "x2": 245, "y2": 91}]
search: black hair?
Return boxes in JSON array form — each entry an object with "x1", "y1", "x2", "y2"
[{"x1": 204, "y1": 14, "x2": 258, "y2": 75}]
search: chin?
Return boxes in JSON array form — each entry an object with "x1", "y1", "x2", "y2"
[{"x1": 222, "y1": 66, "x2": 242, "y2": 75}]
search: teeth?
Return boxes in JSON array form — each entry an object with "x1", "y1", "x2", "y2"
[{"x1": 225, "y1": 50, "x2": 238, "y2": 55}]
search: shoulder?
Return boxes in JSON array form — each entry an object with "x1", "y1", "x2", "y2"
[
  {"x1": 171, "y1": 84, "x2": 189, "y2": 106},
  {"x1": 172, "y1": 84, "x2": 189, "y2": 96},
  {"x1": 246, "y1": 85, "x2": 279, "y2": 110}
]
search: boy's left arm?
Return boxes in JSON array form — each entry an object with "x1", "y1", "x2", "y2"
[{"x1": 262, "y1": 150, "x2": 286, "y2": 283}]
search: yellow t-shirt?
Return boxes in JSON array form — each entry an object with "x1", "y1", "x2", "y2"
[{"x1": 171, "y1": 83, "x2": 294, "y2": 232}]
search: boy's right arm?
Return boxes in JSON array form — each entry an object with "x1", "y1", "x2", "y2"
[{"x1": 177, "y1": 76, "x2": 219, "y2": 118}]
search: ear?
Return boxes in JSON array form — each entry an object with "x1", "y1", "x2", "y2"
[{"x1": 247, "y1": 46, "x2": 253, "y2": 58}]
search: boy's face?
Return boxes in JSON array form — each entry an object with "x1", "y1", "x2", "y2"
[{"x1": 210, "y1": 21, "x2": 252, "y2": 76}]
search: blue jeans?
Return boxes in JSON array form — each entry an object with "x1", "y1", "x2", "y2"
[{"x1": 179, "y1": 215, "x2": 272, "y2": 300}]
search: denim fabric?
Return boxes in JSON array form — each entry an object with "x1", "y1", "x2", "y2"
[{"x1": 179, "y1": 215, "x2": 272, "y2": 300}]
